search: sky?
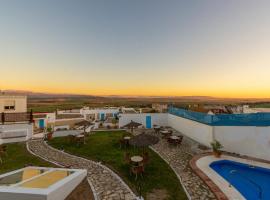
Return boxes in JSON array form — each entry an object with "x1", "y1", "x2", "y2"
[{"x1": 0, "y1": 0, "x2": 270, "y2": 98}]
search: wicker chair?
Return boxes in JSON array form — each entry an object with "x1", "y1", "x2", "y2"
[
  {"x1": 0, "y1": 145, "x2": 7, "y2": 164},
  {"x1": 124, "y1": 152, "x2": 131, "y2": 165},
  {"x1": 119, "y1": 139, "x2": 126, "y2": 149},
  {"x1": 130, "y1": 165, "x2": 144, "y2": 180},
  {"x1": 142, "y1": 152, "x2": 149, "y2": 165}
]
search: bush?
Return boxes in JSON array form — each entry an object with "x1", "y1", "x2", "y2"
[{"x1": 210, "y1": 140, "x2": 223, "y2": 152}]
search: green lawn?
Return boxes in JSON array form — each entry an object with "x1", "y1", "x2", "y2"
[
  {"x1": 0, "y1": 142, "x2": 54, "y2": 175},
  {"x1": 48, "y1": 131, "x2": 187, "y2": 200}
]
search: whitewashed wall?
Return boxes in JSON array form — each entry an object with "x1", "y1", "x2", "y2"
[
  {"x1": 119, "y1": 113, "x2": 168, "y2": 128},
  {"x1": 0, "y1": 123, "x2": 33, "y2": 144},
  {"x1": 168, "y1": 114, "x2": 213, "y2": 147},
  {"x1": 120, "y1": 113, "x2": 270, "y2": 161},
  {"x1": 214, "y1": 126, "x2": 270, "y2": 161}
]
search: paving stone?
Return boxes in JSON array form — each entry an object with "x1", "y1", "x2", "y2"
[
  {"x1": 28, "y1": 140, "x2": 136, "y2": 200},
  {"x1": 133, "y1": 129, "x2": 216, "y2": 200}
]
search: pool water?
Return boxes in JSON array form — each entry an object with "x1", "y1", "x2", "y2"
[{"x1": 210, "y1": 160, "x2": 270, "y2": 200}]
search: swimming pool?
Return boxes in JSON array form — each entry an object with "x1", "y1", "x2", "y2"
[{"x1": 210, "y1": 160, "x2": 270, "y2": 200}]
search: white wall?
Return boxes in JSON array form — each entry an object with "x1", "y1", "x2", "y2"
[
  {"x1": 168, "y1": 114, "x2": 213, "y2": 147},
  {"x1": 214, "y1": 126, "x2": 270, "y2": 161},
  {"x1": 120, "y1": 113, "x2": 270, "y2": 161},
  {"x1": 0, "y1": 123, "x2": 33, "y2": 144},
  {"x1": 119, "y1": 113, "x2": 168, "y2": 128}
]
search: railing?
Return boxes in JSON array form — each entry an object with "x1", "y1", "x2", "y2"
[
  {"x1": 1, "y1": 111, "x2": 33, "y2": 124},
  {"x1": 168, "y1": 107, "x2": 270, "y2": 126}
]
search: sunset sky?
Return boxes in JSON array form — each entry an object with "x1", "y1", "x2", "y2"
[{"x1": 1, "y1": 0, "x2": 270, "y2": 98}]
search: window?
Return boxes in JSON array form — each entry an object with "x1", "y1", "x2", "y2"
[{"x1": 4, "y1": 100, "x2": 15, "y2": 110}]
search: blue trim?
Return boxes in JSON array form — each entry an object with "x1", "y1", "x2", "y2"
[
  {"x1": 39, "y1": 119, "x2": 45, "y2": 128},
  {"x1": 146, "y1": 116, "x2": 152, "y2": 128},
  {"x1": 169, "y1": 106, "x2": 270, "y2": 126},
  {"x1": 100, "y1": 113, "x2": 105, "y2": 121}
]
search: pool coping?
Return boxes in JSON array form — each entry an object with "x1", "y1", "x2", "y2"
[
  {"x1": 190, "y1": 153, "x2": 270, "y2": 200},
  {"x1": 190, "y1": 153, "x2": 228, "y2": 200}
]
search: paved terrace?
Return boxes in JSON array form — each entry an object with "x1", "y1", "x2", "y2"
[
  {"x1": 27, "y1": 140, "x2": 136, "y2": 200},
  {"x1": 133, "y1": 129, "x2": 216, "y2": 200}
]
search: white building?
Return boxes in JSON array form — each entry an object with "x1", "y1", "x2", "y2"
[
  {"x1": 80, "y1": 107, "x2": 119, "y2": 121},
  {"x1": 152, "y1": 104, "x2": 168, "y2": 113},
  {"x1": 0, "y1": 95, "x2": 32, "y2": 144},
  {"x1": 0, "y1": 95, "x2": 27, "y2": 113}
]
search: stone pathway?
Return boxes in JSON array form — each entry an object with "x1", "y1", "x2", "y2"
[
  {"x1": 133, "y1": 129, "x2": 216, "y2": 200},
  {"x1": 27, "y1": 139, "x2": 136, "y2": 200}
]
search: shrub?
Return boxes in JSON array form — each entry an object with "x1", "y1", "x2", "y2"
[{"x1": 210, "y1": 140, "x2": 223, "y2": 152}]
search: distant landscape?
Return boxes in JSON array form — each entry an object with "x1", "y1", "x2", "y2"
[{"x1": 2, "y1": 90, "x2": 270, "y2": 112}]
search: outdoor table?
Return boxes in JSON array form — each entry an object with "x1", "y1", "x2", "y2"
[
  {"x1": 168, "y1": 135, "x2": 182, "y2": 146},
  {"x1": 123, "y1": 136, "x2": 131, "y2": 146},
  {"x1": 170, "y1": 135, "x2": 180, "y2": 140},
  {"x1": 131, "y1": 156, "x2": 143, "y2": 163},
  {"x1": 160, "y1": 130, "x2": 169, "y2": 134},
  {"x1": 76, "y1": 134, "x2": 85, "y2": 144}
]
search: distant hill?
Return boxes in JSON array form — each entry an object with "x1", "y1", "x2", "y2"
[
  {"x1": 0, "y1": 90, "x2": 99, "y2": 99},
  {"x1": 1, "y1": 89, "x2": 270, "y2": 103}
]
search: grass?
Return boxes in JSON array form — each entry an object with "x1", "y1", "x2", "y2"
[
  {"x1": 48, "y1": 131, "x2": 187, "y2": 200},
  {"x1": 0, "y1": 142, "x2": 54, "y2": 175}
]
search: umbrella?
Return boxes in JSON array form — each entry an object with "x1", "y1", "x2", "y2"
[
  {"x1": 123, "y1": 120, "x2": 142, "y2": 132},
  {"x1": 130, "y1": 133, "x2": 159, "y2": 147},
  {"x1": 75, "y1": 120, "x2": 94, "y2": 134}
]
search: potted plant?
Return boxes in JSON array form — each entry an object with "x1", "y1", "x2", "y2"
[
  {"x1": 210, "y1": 140, "x2": 223, "y2": 158},
  {"x1": 46, "y1": 127, "x2": 53, "y2": 141}
]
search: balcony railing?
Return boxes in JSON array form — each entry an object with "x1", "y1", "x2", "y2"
[
  {"x1": 168, "y1": 107, "x2": 270, "y2": 126},
  {"x1": 1, "y1": 111, "x2": 33, "y2": 124}
]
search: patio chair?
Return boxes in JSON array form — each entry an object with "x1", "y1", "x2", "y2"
[
  {"x1": 142, "y1": 152, "x2": 149, "y2": 165},
  {"x1": 119, "y1": 138, "x2": 126, "y2": 149},
  {"x1": 0, "y1": 145, "x2": 7, "y2": 156},
  {"x1": 130, "y1": 165, "x2": 144, "y2": 180},
  {"x1": 0, "y1": 145, "x2": 7, "y2": 164},
  {"x1": 68, "y1": 135, "x2": 76, "y2": 143},
  {"x1": 124, "y1": 152, "x2": 131, "y2": 165}
]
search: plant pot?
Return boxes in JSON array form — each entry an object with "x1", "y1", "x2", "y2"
[
  {"x1": 47, "y1": 132, "x2": 53, "y2": 140},
  {"x1": 213, "y1": 151, "x2": 221, "y2": 158}
]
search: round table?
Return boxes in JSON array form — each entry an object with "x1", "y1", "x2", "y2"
[
  {"x1": 160, "y1": 130, "x2": 169, "y2": 134},
  {"x1": 124, "y1": 136, "x2": 131, "y2": 140},
  {"x1": 131, "y1": 156, "x2": 143, "y2": 163},
  {"x1": 170, "y1": 135, "x2": 180, "y2": 140}
]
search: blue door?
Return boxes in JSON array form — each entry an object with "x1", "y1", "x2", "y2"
[
  {"x1": 39, "y1": 119, "x2": 45, "y2": 128},
  {"x1": 100, "y1": 113, "x2": 105, "y2": 121},
  {"x1": 146, "y1": 116, "x2": 152, "y2": 129}
]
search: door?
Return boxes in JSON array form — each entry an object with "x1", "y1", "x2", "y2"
[
  {"x1": 100, "y1": 113, "x2": 105, "y2": 121},
  {"x1": 39, "y1": 119, "x2": 45, "y2": 129},
  {"x1": 146, "y1": 116, "x2": 152, "y2": 129}
]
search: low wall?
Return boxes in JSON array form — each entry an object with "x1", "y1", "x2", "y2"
[
  {"x1": 0, "y1": 123, "x2": 33, "y2": 144},
  {"x1": 168, "y1": 114, "x2": 213, "y2": 147},
  {"x1": 214, "y1": 126, "x2": 270, "y2": 161},
  {"x1": 119, "y1": 113, "x2": 168, "y2": 128},
  {"x1": 120, "y1": 113, "x2": 270, "y2": 161}
]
